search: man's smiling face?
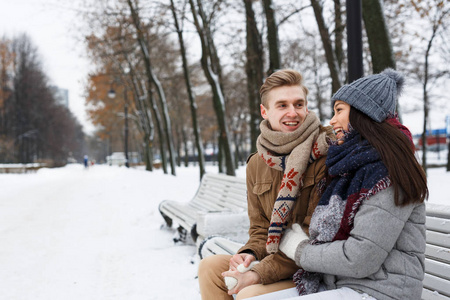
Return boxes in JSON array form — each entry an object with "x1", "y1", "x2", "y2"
[{"x1": 260, "y1": 85, "x2": 308, "y2": 132}]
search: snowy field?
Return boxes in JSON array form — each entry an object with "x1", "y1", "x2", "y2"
[{"x1": 0, "y1": 162, "x2": 448, "y2": 300}]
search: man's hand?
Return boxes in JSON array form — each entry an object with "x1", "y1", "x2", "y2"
[
  {"x1": 222, "y1": 269, "x2": 261, "y2": 295},
  {"x1": 229, "y1": 253, "x2": 255, "y2": 271}
]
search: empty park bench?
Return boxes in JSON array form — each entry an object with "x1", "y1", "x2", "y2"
[
  {"x1": 199, "y1": 202, "x2": 450, "y2": 300},
  {"x1": 0, "y1": 163, "x2": 46, "y2": 174},
  {"x1": 158, "y1": 173, "x2": 249, "y2": 244}
]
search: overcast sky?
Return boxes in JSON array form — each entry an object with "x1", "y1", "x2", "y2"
[
  {"x1": 1, "y1": 0, "x2": 448, "y2": 136},
  {"x1": 1, "y1": 0, "x2": 94, "y2": 133}
]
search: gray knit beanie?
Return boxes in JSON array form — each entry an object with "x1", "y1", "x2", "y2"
[{"x1": 331, "y1": 68, "x2": 404, "y2": 122}]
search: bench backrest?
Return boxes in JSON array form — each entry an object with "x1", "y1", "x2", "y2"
[
  {"x1": 423, "y1": 203, "x2": 450, "y2": 299},
  {"x1": 190, "y1": 173, "x2": 247, "y2": 213}
]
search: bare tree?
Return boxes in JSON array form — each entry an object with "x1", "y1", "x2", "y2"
[
  {"x1": 261, "y1": 0, "x2": 281, "y2": 75},
  {"x1": 189, "y1": 0, "x2": 235, "y2": 176},
  {"x1": 362, "y1": 0, "x2": 396, "y2": 73},
  {"x1": 2, "y1": 34, "x2": 84, "y2": 165},
  {"x1": 334, "y1": 0, "x2": 344, "y2": 69},
  {"x1": 310, "y1": 0, "x2": 342, "y2": 92},
  {"x1": 169, "y1": 0, "x2": 206, "y2": 179},
  {"x1": 127, "y1": 0, "x2": 177, "y2": 176},
  {"x1": 410, "y1": 1, "x2": 450, "y2": 175},
  {"x1": 243, "y1": 0, "x2": 264, "y2": 153}
]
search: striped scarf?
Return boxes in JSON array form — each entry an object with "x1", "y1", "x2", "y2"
[{"x1": 256, "y1": 111, "x2": 330, "y2": 254}]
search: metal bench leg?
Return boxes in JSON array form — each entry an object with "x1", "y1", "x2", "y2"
[
  {"x1": 173, "y1": 226, "x2": 188, "y2": 243},
  {"x1": 159, "y1": 211, "x2": 173, "y2": 227},
  {"x1": 190, "y1": 224, "x2": 199, "y2": 243}
]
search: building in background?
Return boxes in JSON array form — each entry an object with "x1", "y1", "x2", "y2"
[{"x1": 50, "y1": 86, "x2": 69, "y2": 107}]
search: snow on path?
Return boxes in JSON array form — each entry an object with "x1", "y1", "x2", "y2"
[{"x1": 0, "y1": 164, "x2": 211, "y2": 300}]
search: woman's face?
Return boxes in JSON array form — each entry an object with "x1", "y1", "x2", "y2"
[{"x1": 330, "y1": 100, "x2": 351, "y2": 145}]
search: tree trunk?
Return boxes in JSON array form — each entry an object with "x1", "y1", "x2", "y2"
[
  {"x1": 362, "y1": 0, "x2": 402, "y2": 121},
  {"x1": 218, "y1": 134, "x2": 224, "y2": 174},
  {"x1": 233, "y1": 131, "x2": 242, "y2": 168},
  {"x1": 262, "y1": 0, "x2": 281, "y2": 76},
  {"x1": 189, "y1": 0, "x2": 235, "y2": 176},
  {"x1": 244, "y1": 0, "x2": 264, "y2": 153},
  {"x1": 144, "y1": 134, "x2": 153, "y2": 171},
  {"x1": 123, "y1": 56, "x2": 155, "y2": 172},
  {"x1": 334, "y1": 0, "x2": 344, "y2": 69},
  {"x1": 134, "y1": 80, "x2": 155, "y2": 172},
  {"x1": 175, "y1": 122, "x2": 182, "y2": 167},
  {"x1": 170, "y1": 0, "x2": 206, "y2": 179},
  {"x1": 421, "y1": 86, "x2": 428, "y2": 176},
  {"x1": 148, "y1": 86, "x2": 168, "y2": 174},
  {"x1": 421, "y1": 27, "x2": 438, "y2": 176},
  {"x1": 182, "y1": 127, "x2": 189, "y2": 167},
  {"x1": 135, "y1": 93, "x2": 154, "y2": 172},
  {"x1": 312, "y1": 39, "x2": 326, "y2": 121},
  {"x1": 127, "y1": 0, "x2": 177, "y2": 176},
  {"x1": 310, "y1": 0, "x2": 342, "y2": 92},
  {"x1": 362, "y1": 0, "x2": 396, "y2": 73}
]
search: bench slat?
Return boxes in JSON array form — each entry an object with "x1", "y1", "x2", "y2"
[
  {"x1": 422, "y1": 288, "x2": 450, "y2": 300},
  {"x1": 191, "y1": 197, "x2": 230, "y2": 212},
  {"x1": 427, "y1": 216, "x2": 450, "y2": 234},
  {"x1": 424, "y1": 273, "x2": 450, "y2": 298},
  {"x1": 426, "y1": 259, "x2": 450, "y2": 281},
  {"x1": 426, "y1": 244, "x2": 450, "y2": 264},
  {"x1": 198, "y1": 236, "x2": 244, "y2": 259},
  {"x1": 194, "y1": 193, "x2": 246, "y2": 210},
  {"x1": 160, "y1": 205, "x2": 197, "y2": 224},
  {"x1": 201, "y1": 239, "x2": 239, "y2": 256},
  {"x1": 191, "y1": 195, "x2": 241, "y2": 212},
  {"x1": 198, "y1": 188, "x2": 245, "y2": 203},
  {"x1": 194, "y1": 195, "x2": 246, "y2": 211},
  {"x1": 426, "y1": 204, "x2": 450, "y2": 219},
  {"x1": 200, "y1": 187, "x2": 246, "y2": 199},
  {"x1": 427, "y1": 232, "x2": 450, "y2": 252}
]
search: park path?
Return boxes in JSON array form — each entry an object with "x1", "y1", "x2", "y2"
[{"x1": 0, "y1": 165, "x2": 201, "y2": 300}]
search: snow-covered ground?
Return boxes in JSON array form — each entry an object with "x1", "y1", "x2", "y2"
[{"x1": 0, "y1": 163, "x2": 448, "y2": 299}]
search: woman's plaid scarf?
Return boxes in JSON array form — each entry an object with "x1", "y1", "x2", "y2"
[
  {"x1": 293, "y1": 128, "x2": 391, "y2": 295},
  {"x1": 256, "y1": 111, "x2": 330, "y2": 254}
]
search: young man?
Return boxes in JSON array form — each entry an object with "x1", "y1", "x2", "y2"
[{"x1": 198, "y1": 69, "x2": 334, "y2": 300}]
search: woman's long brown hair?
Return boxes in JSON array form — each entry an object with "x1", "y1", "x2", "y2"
[{"x1": 349, "y1": 107, "x2": 428, "y2": 206}]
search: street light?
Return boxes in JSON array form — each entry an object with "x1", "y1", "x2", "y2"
[
  {"x1": 108, "y1": 89, "x2": 116, "y2": 99},
  {"x1": 124, "y1": 103, "x2": 129, "y2": 168}
]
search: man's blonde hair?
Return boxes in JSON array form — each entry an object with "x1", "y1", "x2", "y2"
[{"x1": 260, "y1": 69, "x2": 309, "y2": 107}]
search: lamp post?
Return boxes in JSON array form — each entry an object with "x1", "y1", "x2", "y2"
[
  {"x1": 108, "y1": 87, "x2": 130, "y2": 168},
  {"x1": 346, "y1": 0, "x2": 363, "y2": 82},
  {"x1": 124, "y1": 103, "x2": 129, "y2": 168}
]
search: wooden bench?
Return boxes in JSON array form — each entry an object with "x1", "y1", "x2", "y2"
[
  {"x1": 0, "y1": 163, "x2": 46, "y2": 174},
  {"x1": 199, "y1": 202, "x2": 450, "y2": 299},
  {"x1": 423, "y1": 203, "x2": 450, "y2": 300},
  {"x1": 158, "y1": 173, "x2": 248, "y2": 243}
]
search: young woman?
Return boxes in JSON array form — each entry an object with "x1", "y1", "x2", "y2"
[{"x1": 244, "y1": 69, "x2": 428, "y2": 300}]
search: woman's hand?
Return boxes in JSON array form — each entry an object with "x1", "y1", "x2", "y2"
[{"x1": 279, "y1": 223, "x2": 309, "y2": 261}]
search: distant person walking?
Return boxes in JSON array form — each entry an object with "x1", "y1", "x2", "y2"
[{"x1": 84, "y1": 155, "x2": 89, "y2": 168}]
